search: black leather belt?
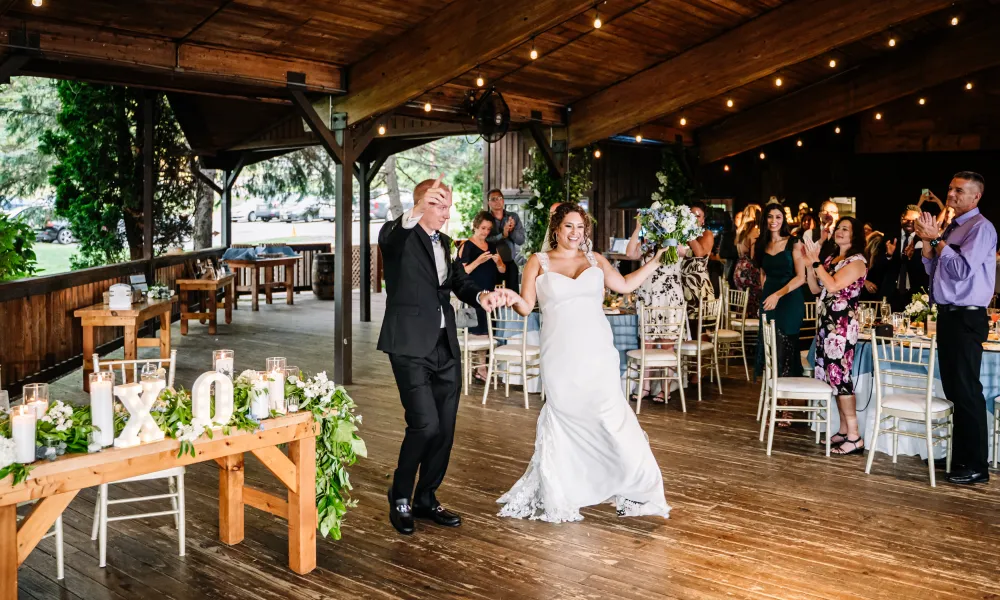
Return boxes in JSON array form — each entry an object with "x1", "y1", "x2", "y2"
[{"x1": 936, "y1": 304, "x2": 984, "y2": 312}]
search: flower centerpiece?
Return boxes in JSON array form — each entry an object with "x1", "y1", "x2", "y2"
[
  {"x1": 147, "y1": 284, "x2": 172, "y2": 300},
  {"x1": 636, "y1": 173, "x2": 703, "y2": 265},
  {"x1": 903, "y1": 291, "x2": 936, "y2": 324}
]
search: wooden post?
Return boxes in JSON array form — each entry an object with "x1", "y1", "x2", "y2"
[
  {"x1": 218, "y1": 453, "x2": 245, "y2": 544},
  {"x1": 221, "y1": 168, "x2": 233, "y2": 248},
  {"x1": 287, "y1": 435, "x2": 317, "y2": 574},
  {"x1": 0, "y1": 505, "x2": 15, "y2": 600},
  {"x1": 142, "y1": 91, "x2": 155, "y2": 284},
  {"x1": 358, "y1": 160, "x2": 371, "y2": 322},
  {"x1": 334, "y1": 146, "x2": 354, "y2": 383}
]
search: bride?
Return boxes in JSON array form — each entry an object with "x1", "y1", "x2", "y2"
[{"x1": 497, "y1": 203, "x2": 671, "y2": 522}]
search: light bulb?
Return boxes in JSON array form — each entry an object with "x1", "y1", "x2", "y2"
[
  {"x1": 888, "y1": 37, "x2": 896, "y2": 47},
  {"x1": 966, "y1": 82, "x2": 974, "y2": 90},
  {"x1": 423, "y1": 102, "x2": 432, "y2": 112},
  {"x1": 875, "y1": 112, "x2": 882, "y2": 120},
  {"x1": 594, "y1": 12, "x2": 602, "y2": 28},
  {"x1": 774, "y1": 77, "x2": 783, "y2": 87},
  {"x1": 530, "y1": 41, "x2": 538, "y2": 60},
  {"x1": 759, "y1": 152, "x2": 766, "y2": 160},
  {"x1": 726, "y1": 98, "x2": 734, "y2": 108},
  {"x1": 31, "y1": 0, "x2": 41, "y2": 6},
  {"x1": 918, "y1": 98, "x2": 926, "y2": 105},
  {"x1": 829, "y1": 59, "x2": 837, "y2": 68},
  {"x1": 951, "y1": 16, "x2": 959, "y2": 26},
  {"x1": 378, "y1": 125, "x2": 386, "y2": 136},
  {"x1": 593, "y1": 148, "x2": 602, "y2": 159},
  {"x1": 476, "y1": 75, "x2": 484, "y2": 87},
  {"x1": 635, "y1": 133, "x2": 642, "y2": 143},
  {"x1": 723, "y1": 165, "x2": 730, "y2": 172},
  {"x1": 834, "y1": 126, "x2": 841, "y2": 134},
  {"x1": 796, "y1": 139, "x2": 803, "y2": 147},
  {"x1": 679, "y1": 117, "x2": 687, "y2": 126}
]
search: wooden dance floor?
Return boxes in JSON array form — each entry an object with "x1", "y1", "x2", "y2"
[{"x1": 28, "y1": 292, "x2": 1000, "y2": 599}]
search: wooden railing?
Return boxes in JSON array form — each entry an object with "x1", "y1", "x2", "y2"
[
  {"x1": 0, "y1": 248, "x2": 224, "y2": 397},
  {"x1": 230, "y1": 243, "x2": 381, "y2": 294}
]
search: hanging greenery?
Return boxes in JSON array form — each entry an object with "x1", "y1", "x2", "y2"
[
  {"x1": 0, "y1": 213, "x2": 37, "y2": 281},
  {"x1": 520, "y1": 148, "x2": 592, "y2": 254}
]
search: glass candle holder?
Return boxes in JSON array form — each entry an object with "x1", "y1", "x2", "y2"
[
  {"x1": 266, "y1": 357, "x2": 287, "y2": 373},
  {"x1": 22, "y1": 382, "x2": 49, "y2": 419},
  {"x1": 140, "y1": 364, "x2": 166, "y2": 401},
  {"x1": 89, "y1": 371, "x2": 116, "y2": 447},
  {"x1": 284, "y1": 366, "x2": 300, "y2": 412},
  {"x1": 0, "y1": 390, "x2": 9, "y2": 413},
  {"x1": 213, "y1": 349, "x2": 235, "y2": 378}
]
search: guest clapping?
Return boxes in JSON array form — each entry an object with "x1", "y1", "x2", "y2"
[{"x1": 458, "y1": 211, "x2": 507, "y2": 337}]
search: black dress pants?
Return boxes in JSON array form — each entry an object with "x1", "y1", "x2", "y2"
[
  {"x1": 937, "y1": 308, "x2": 989, "y2": 472},
  {"x1": 388, "y1": 330, "x2": 461, "y2": 508}
]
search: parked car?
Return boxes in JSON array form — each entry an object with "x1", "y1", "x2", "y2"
[
  {"x1": 255, "y1": 199, "x2": 282, "y2": 222},
  {"x1": 280, "y1": 197, "x2": 322, "y2": 222},
  {"x1": 231, "y1": 202, "x2": 256, "y2": 222},
  {"x1": 8, "y1": 203, "x2": 75, "y2": 244},
  {"x1": 317, "y1": 202, "x2": 336, "y2": 221},
  {"x1": 370, "y1": 191, "x2": 413, "y2": 220}
]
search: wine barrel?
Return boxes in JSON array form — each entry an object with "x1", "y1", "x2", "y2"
[{"x1": 311, "y1": 252, "x2": 336, "y2": 300}]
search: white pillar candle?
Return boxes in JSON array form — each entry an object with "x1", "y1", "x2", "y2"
[
  {"x1": 268, "y1": 372, "x2": 285, "y2": 414},
  {"x1": 213, "y1": 350, "x2": 235, "y2": 379},
  {"x1": 11, "y1": 405, "x2": 36, "y2": 464},
  {"x1": 25, "y1": 399, "x2": 48, "y2": 420},
  {"x1": 90, "y1": 372, "x2": 116, "y2": 447},
  {"x1": 250, "y1": 388, "x2": 270, "y2": 419}
]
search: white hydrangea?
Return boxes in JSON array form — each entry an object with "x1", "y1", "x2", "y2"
[
  {"x1": 41, "y1": 401, "x2": 74, "y2": 432},
  {"x1": 236, "y1": 369, "x2": 261, "y2": 386},
  {"x1": 174, "y1": 424, "x2": 202, "y2": 444},
  {"x1": 0, "y1": 437, "x2": 15, "y2": 469}
]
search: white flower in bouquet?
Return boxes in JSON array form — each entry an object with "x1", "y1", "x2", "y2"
[{"x1": 0, "y1": 437, "x2": 16, "y2": 469}]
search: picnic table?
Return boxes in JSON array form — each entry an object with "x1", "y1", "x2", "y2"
[
  {"x1": 226, "y1": 256, "x2": 302, "y2": 311},
  {"x1": 176, "y1": 274, "x2": 235, "y2": 335}
]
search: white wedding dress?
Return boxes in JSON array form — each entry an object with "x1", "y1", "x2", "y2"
[{"x1": 497, "y1": 251, "x2": 671, "y2": 523}]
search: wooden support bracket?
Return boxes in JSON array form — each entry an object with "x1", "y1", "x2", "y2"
[
  {"x1": 527, "y1": 123, "x2": 565, "y2": 178},
  {"x1": 250, "y1": 446, "x2": 298, "y2": 494}
]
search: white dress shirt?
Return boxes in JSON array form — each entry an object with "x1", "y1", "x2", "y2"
[{"x1": 402, "y1": 208, "x2": 448, "y2": 327}]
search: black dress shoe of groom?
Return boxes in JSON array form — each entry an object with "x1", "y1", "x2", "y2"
[
  {"x1": 412, "y1": 504, "x2": 462, "y2": 527},
  {"x1": 946, "y1": 468, "x2": 990, "y2": 485},
  {"x1": 388, "y1": 491, "x2": 415, "y2": 535}
]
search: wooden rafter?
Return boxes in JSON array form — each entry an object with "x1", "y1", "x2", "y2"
[
  {"x1": 331, "y1": 0, "x2": 593, "y2": 124},
  {"x1": 567, "y1": 0, "x2": 955, "y2": 147},
  {"x1": 698, "y1": 15, "x2": 1000, "y2": 163}
]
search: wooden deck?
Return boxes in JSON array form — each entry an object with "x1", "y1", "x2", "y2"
[{"x1": 23, "y1": 291, "x2": 1000, "y2": 599}]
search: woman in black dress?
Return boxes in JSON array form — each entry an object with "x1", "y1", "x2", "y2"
[{"x1": 457, "y1": 211, "x2": 507, "y2": 337}]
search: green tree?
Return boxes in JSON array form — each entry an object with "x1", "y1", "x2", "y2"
[
  {"x1": 40, "y1": 82, "x2": 195, "y2": 268},
  {"x1": 451, "y1": 147, "x2": 484, "y2": 238},
  {"x1": 0, "y1": 77, "x2": 59, "y2": 206},
  {"x1": 521, "y1": 149, "x2": 592, "y2": 254},
  {"x1": 0, "y1": 213, "x2": 37, "y2": 280}
]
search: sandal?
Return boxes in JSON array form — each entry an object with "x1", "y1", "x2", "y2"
[
  {"x1": 832, "y1": 437, "x2": 864, "y2": 456},
  {"x1": 474, "y1": 372, "x2": 488, "y2": 384},
  {"x1": 830, "y1": 432, "x2": 849, "y2": 446},
  {"x1": 777, "y1": 410, "x2": 793, "y2": 427},
  {"x1": 648, "y1": 393, "x2": 666, "y2": 404}
]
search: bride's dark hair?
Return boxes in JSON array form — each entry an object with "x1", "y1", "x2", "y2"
[{"x1": 548, "y1": 203, "x2": 591, "y2": 250}]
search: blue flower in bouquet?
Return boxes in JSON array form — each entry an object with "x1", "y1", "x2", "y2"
[{"x1": 637, "y1": 200, "x2": 703, "y2": 264}]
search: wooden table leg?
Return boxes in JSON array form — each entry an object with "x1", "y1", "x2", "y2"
[
  {"x1": 265, "y1": 266, "x2": 274, "y2": 305},
  {"x1": 0, "y1": 505, "x2": 15, "y2": 600},
  {"x1": 208, "y1": 289, "x2": 218, "y2": 335},
  {"x1": 123, "y1": 325, "x2": 137, "y2": 383},
  {"x1": 252, "y1": 266, "x2": 260, "y2": 312},
  {"x1": 160, "y1": 312, "x2": 170, "y2": 359},
  {"x1": 219, "y1": 453, "x2": 245, "y2": 545},
  {"x1": 287, "y1": 436, "x2": 317, "y2": 574},
  {"x1": 198, "y1": 291, "x2": 207, "y2": 324},
  {"x1": 180, "y1": 289, "x2": 189, "y2": 335},
  {"x1": 286, "y1": 262, "x2": 294, "y2": 306},
  {"x1": 225, "y1": 282, "x2": 233, "y2": 324},
  {"x1": 82, "y1": 325, "x2": 95, "y2": 392}
]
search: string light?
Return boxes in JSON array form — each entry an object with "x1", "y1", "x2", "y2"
[
  {"x1": 723, "y1": 164, "x2": 730, "y2": 172},
  {"x1": 951, "y1": 16, "x2": 959, "y2": 26},
  {"x1": 796, "y1": 139, "x2": 803, "y2": 147},
  {"x1": 774, "y1": 76, "x2": 783, "y2": 87},
  {"x1": 31, "y1": 0, "x2": 41, "y2": 5},
  {"x1": 679, "y1": 117, "x2": 687, "y2": 126},
  {"x1": 593, "y1": 148, "x2": 602, "y2": 159},
  {"x1": 635, "y1": 132, "x2": 643, "y2": 143},
  {"x1": 726, "y1": 98, "x2": 734, "y2": 108},
  {"x1": 423, "y1": 102, "x2": 432, "y2": 112},
  {"x1": 875, "y1": 112, "x2": 882, "y2": 120},
  {"x1": 834, "y1": 126, "x2": 841, "y2": 134},
  {"x1": 918, "y1": 97, "x2": 926, "y2": 105},
  {"x1": 377, "y1": 124, "x2": 386, "y2": 136},
  {"x1": 530, "y1": 39, "x2": 538, "y2": 60},
  {"x1": 759, "y1": 152, "x2": 766, "y2": 160},
  {"x1": 888, "y1": 37, "x2": 896, "y2": 47},
  {"x1": 828, "y1": 58, "x2": 837, "y2": 68},
  {"x1": 475, "y1": 69, "x2": 484, "y2": 88},
  {"x1": 594, "y1": 7, "x2": 602, "y2": 29},
  {"x1": 965, "y1": 82, "x2": 974, "y2": 90}
]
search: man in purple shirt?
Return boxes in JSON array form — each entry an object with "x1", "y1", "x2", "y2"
[{"x1": 917, "y1": 171, "x2": 996, "y2": 484}]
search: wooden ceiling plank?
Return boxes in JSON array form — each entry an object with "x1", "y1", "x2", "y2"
[
  {"x1": 566, "y1": 0, "x2": 955, "y2": 147},
  {"x1": 331, "y1": 0, "x2": 593, "y2": 124},
  {"x1": 698, "y1": 14, "x2": 1000, "y2": 163}
]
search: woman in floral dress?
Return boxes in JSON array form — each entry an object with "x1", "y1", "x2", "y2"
[
  {"x1": 732, "y1": 204, "x2": 762, "y2": 316},
  {"x1": 802, "y1": 216, "x2": 869, "y2": 456}
]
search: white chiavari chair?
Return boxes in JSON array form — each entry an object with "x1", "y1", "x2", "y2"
[
  {"x1": 680, "y1": 294, "x2": 723, "y2": 402},
  {"x1": 16, "y1": 501, "x2": 63, "y2": 579},
  {"x1": 624, "y1": 302, "x2": 687, "y2": 414},
  {"x1": 481, "y1": 306, "x2": 542, "y2": 409},
  {"x1": 451, "y1": 298, "x2": 493, "y2": 396},
  {"x1": 759, "y1": 317, "x2": 834, "y2": 456},
  {"x1": 865, "y1": 335, "x2": 953, "y2": 487},
  {"x1": 718, "y1": 285, "x2": 751, "y2": 380},
  {"x1": 800, "y1": 300, "x2": 818, "y2": 378},
  {"x1": 90, "y1": 351, "x2": 185, "y2": 567}
]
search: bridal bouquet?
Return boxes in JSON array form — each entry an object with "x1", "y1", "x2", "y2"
[
  {"x1": 637, "y1": 201, "x2": 703, "y2": 264},
  {"x1": 903, "y1": 291, "x2": 936, "y2": 324}
]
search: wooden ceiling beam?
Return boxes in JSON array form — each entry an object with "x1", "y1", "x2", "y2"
[
  {"x1": 0, "y1": 18, "x2": 344, "y2": 93},
  {"x1": 698, "y1": 15, "x2": 1000, "y2": 163},
  {"x1": 566, "y1": 0, "x2": 955, "y2": 148},
  {"x1": 330, "y1": 0, "x2": 593, "y2": 124}
]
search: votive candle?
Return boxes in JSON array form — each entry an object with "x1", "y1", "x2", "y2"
[
  {"x1": 213, "y1": 349, "x2": 235, "y2": 378},
  {"x1": 11, "y1": 405, "x2": 36, "y2": 464},
  {"x1": 90, "y1": 372, "x2": 116, "y2": 447},
  {"x1": 268, "y1": 371, "x2": 286, "y2": 414},
  {"x1": 23, "y1": 382, "x2": 49, "y2": 420}
]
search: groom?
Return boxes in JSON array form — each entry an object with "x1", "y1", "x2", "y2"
[{"x1": 378, "y1": 175, "x2": 516, "y2": 535}]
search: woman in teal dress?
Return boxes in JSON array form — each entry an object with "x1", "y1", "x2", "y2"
[{"x1": 754, "y1": 204, "x2": 808, "y2": 381}]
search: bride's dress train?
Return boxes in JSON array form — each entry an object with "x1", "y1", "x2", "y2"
[{"x1": 497, "y1": 252, "x2": 670, "y2": 523}]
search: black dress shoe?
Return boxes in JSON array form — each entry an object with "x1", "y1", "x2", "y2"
[
  {"x1": 924, "y1": 457, "x2": 958, "y2": 470},
  {"x1": 946, "y1": 469, "x2": 990, "y2": 485},
  {"x1": 412, "y1": 504, "x2": 462, "y2": 527},
  {"x1": 388, "y1": 491, "x2": 415, "y2": 535}
]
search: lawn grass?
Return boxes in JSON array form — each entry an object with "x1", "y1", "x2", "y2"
[{"x1": 32, "y1": 242, "x2": 76, "y2": 276}]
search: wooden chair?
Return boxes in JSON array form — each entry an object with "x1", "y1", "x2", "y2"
[
  {"x1": 759, "y1": 318, "x2": 834, "y2": 456},
  {"x1": 90, "y1": 351, "x2": 185, "y2": 567},
  {"x1": 481, "y1": 306, "x2": 542, "y2": 409},
  {"x1": 624, "y1": 302, "x2": 687, "y2": 414},
  {"x1": 718, "y1": 284, "x2": 751, "y2": 380},
  {"x1": 865, "y1": 335, "x2": 953, "y2": 487},
  {"x1": 17, "y1": 501, "x2": 63, "y2": 579},
  {"x1": 680, "y1": 294, "x2": 723, "y2": 402},
  {"x1": 451, "y1": 298, "x2": 493, "y2": 396}
]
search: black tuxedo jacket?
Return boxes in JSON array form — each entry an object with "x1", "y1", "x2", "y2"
[
  {"x1": 881, "y1": 233, "x2": 928, "y2": 297},
  {"x1": 377, "y1": 215, "x2": 484, "y2": 359}
]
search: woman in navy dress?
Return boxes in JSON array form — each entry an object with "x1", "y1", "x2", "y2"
[{"x1": 457, "y1": 211, "x2": 506, "y2": 336}]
